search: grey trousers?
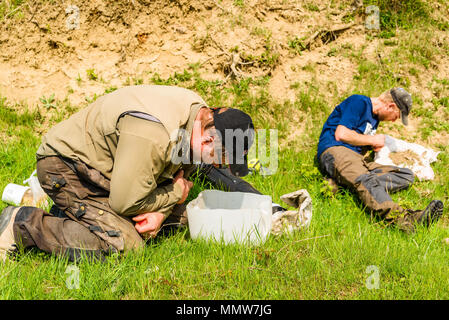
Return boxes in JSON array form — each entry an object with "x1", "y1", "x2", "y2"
[{"x1": 319, "y1": 146, "x2": 415, "y2": 219}]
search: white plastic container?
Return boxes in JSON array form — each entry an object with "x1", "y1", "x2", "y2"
[
  {"x1": 2, "y1": 183, "x2": 32, "y2": 206},
  {"x1": 186, "y1": 190, "x2": 272, "y2": 245},
  {"x1": 1, "y1": 170, "x2": 49, "y2": 207},
  {"x1": 23, "y1": 170, "x2": 48, "y2": 207}
]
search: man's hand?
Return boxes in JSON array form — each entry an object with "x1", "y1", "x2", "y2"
[
  {"x1": 335, "y1": 125, "x2": 385, "y2": 152},
  {"x1": 132, "y1": 212, "x2": 165, "y2": 239},
  {"x1": 173, "y1": 170, "x2": 193, "y2": 204},
  {"x1": 371, "y1": 134, "x2": 385, "y2": 152}
]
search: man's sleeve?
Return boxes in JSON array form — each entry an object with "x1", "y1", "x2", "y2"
[
  {"x1": 196, "y1": 163, "x2": 262, "y2": 194},
  {"x1": 108, "y1": 115, "x2": 183, "y2": 217},
  {"x1": 338, "y1": 95, "x2": 365, "y2": 131}
]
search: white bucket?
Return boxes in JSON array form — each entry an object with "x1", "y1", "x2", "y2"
[
  {"x1": 186, "y1": 190, "x2": 272, "y2": 245},
  {"x1": 2, "y1": 183, "x2": 30, "y2": 206}
]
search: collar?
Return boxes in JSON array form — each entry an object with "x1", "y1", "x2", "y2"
[
  {"x1": 170, "y1": 103, "x2": 205, "y2": 165},
  {"x1": 185, "y1": 103, "x2": 205, "y2": 137}
]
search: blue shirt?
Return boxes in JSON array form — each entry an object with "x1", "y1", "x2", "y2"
[{"x1": 317, "y1": 95, "x2": 379, "y2": 159}]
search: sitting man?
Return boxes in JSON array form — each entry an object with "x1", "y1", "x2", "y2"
[
  {"x1": 316, "y1": 87, "x2": 444, "y2": 233},
  {"x1": 0, "y1": 85, "x2": 257, "y2": 261}
]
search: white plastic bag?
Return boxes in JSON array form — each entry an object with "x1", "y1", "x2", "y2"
[
  {"x1": 271, "y1": 189, "x2": 312, "y2": 235},
  {"x1": 374, "y1": 135, "x2": 440, "y2": 181},
  {"x1": 23, "y1": 170, "x2": 48, "y2": 207}
]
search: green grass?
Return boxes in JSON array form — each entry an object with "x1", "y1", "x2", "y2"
[
  {"x1": 0, "y1": 0, "x2": 25, "y2": 20},
  {"x1": 363, "y1": 0, "x2": 437, "y2": 31},
  {"x1": 86, "y1": 69, "x2": 99, "y2": 81},
  {"x1": 287, "y1": 36, "x2": 307, "y2": 55},
  {"x1": 1, "y1": 62, "x2": 449, "y2": 299}
]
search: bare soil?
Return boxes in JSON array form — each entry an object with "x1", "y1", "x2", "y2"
[
  {"x1": 389, "y1": 150, "x2": 423, "y2": 167},
  {"x1": 0, "y1": 0, "x2": 448, "y2": 147}
]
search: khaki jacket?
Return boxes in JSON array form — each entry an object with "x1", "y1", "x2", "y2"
[{"x1": 36, "y1": 85, "x2": 207, "y2": 217}]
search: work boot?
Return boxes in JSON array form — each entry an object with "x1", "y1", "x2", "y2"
[
  {"x1": 413, "y1": 200, "x2": 444, "y2": 226},
  {"x1": 395, "y1": 200, "x2": 444, "y2": 233},
  {"x1": 0, "y1": 206, "x2": 20, "y2": 262}
]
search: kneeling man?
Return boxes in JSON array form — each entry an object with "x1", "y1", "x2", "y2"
[{"x1": 0, "y1": 85, "x2": 255, "y2": 261}]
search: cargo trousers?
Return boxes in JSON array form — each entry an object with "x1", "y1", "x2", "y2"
[
  {"x1": 319, "y1": 146, "x2": 415, "y2": 220},
  {"x1": 12, "y1": 156, "x2": 188, "y2": 261}
]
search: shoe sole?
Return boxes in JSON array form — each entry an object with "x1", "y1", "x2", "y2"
[
  {"x1": 430, "y1": 200, "x2": 444, "y2": 223},
  {"x1": 421, "y1": 200, "x2": 444, "y2": 226},
  {"x1": 0, "y1": 206, "x2": 19, "y2": 235},
  {"x1": 0, "y1": 206, "x2": 20, "y2": 261}
]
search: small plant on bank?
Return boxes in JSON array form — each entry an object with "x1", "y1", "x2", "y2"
[
  {"x1": 288, "y1": 36, "x2": 306, "y2": 55},
  {"x1": 39, "y1": 94, "x2": 56, "y2": 110},
  {"x1": 86, "y1": 69, "x2": 98, "y2": 81}
]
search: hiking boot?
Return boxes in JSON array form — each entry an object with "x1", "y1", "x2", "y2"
[
  {"x1": 414, "y1": 200, "x2": 444, "y2": 226},
  {"x1": 395, "y1": 217, "x2": 415, "y2": 234},
  {"x1": 395, "y1": 200, "x2": 444, "y2": 233},
  {"x1": 0, "y1": 206, "x2": 20, "y2": 262}
]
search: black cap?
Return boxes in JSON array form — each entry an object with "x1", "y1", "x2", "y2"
[
  {"x1": 213, "y1": 108, "x2": 254, "y2": 176},
  {"x1": 390, "y1": 87, "x2": 412, "y2": 125}
]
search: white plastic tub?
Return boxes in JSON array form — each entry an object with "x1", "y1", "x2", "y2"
[
  {"x1": 186, "y1": 190, "x2": 272, "y2": 245},
  {"x1": 2, "y1": 183, "x2": 31, "y2": 206}
]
